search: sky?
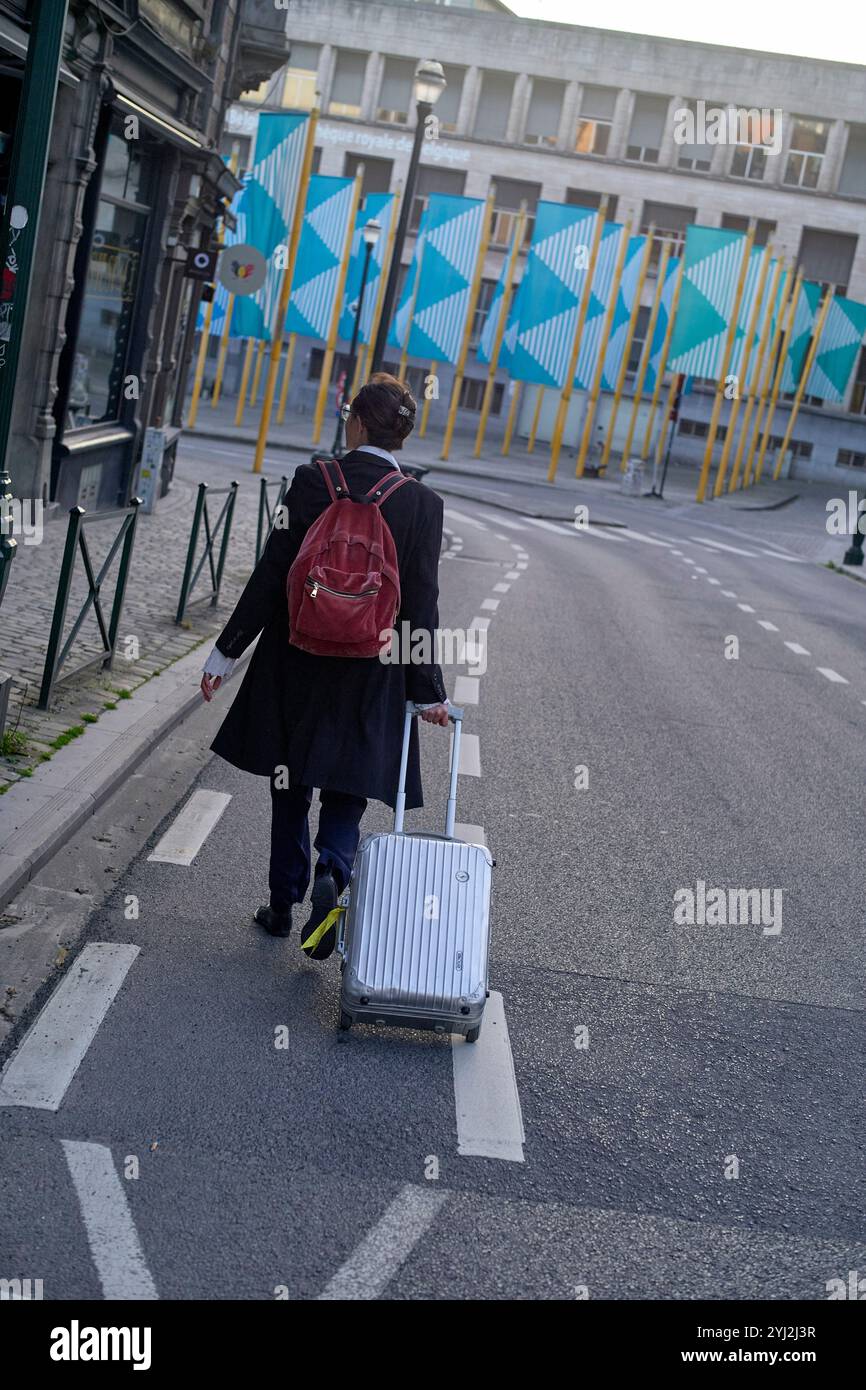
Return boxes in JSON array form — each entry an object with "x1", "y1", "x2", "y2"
[{"x1": 506, "y1": 1, "x2": 866, "y2": 67}]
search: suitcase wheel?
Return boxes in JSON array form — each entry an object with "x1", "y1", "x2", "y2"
[
  {"x1": 465, "y1": 1026, "x2": 481, "y2": 1044},
  {"x1": 339, "y1": 1010, "x2": 353, "y2": 1032}
]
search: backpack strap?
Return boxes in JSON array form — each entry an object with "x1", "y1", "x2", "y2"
[
  {"x1": 317, "y1": 456, "x2": 351, "y2": 502},
  {"x1": 364, "y1": 472, "x2": 415, "y2": 508}
]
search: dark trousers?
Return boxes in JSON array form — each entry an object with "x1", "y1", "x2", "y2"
[{"x1": 268, "y1": 778, "x2": 367, "y2": 913}]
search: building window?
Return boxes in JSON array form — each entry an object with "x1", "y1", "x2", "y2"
[
  {"x1": 281, "y1": 44, "x2": 319, "y2": 110},
  {"x1": 409, "y1": 165, "x2": 467, "y2": 232},
  {"x1": 524, "y1": 78, "x2": 564, "y2": 147},
  {"x1": 729, "y1": 110, "x2": 776, "y2": 181},
  {"x1": 575, "y1": 84, "x2": 616, "y2": 156},
  {"x1": 720, "y1": 214, "x2": 776, "y2": 248},
  {"x1": 837, "y1": 448, "x2": 866, "y2": 467},
  {"x1": 641, "y1": 199, "x2": 696, "y2": 274},
  {"x1": 839, "y1": 124, "x2": 866, "y2": 198},
  {"x1": 797, "y1": 226, "x2": 856, "y2": 298},
  {"x1": 67, "y1": 128, "x2": 154, "y2": 431},
  {"x1": 679, "y1": 419, "x2": 727, "y2": 441},
  {"x1": 765, "y1": 434, "x2": 813, "y2": 460},
  {"x1": 783, "y1": 116, "x2": 830, "y2": 189},
  {"x1": 675, "y1": 100, "x2": 712, "y2": 172},
  {"x1": 329, "y1": 50, "x2": 365, "y2": 118},
  {"x1": 626, "y1": 93, "x2": 668, "y2": 164},
  {"x1": 459, "y1": 375, "x2": 504, "y2": 413},
  {"x1": 473, "y1": 70, "x2": 515, "y2": 141},
  {"x1": 565, "y1": 188, "x2": 618, "y2": 220},
  {"x1": 489, "y1": 176, "x2": 539, "y2": 249},
  {"x1": 470, "y1": 279, "x2": 497, "y2": 349},
  {"x1": 377, "y1": 56, "x2": 415, "y2": 124},
  {"x1": 436, "y1": 65, "x2": 465, "y2": 134},
  {"x1": 849, "y1": 347, "x2": 866, "y2": 415},
  {"x1": 344, "y1": 153, "x2": 393, "y2": 198}
]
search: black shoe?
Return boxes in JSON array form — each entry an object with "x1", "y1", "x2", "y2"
[
  {"x1": 254, "y1": 903, "x2": 293, "y2": 938},
  {"x1": 300, "y1": 871, "x2": 339, "y2": 961}
]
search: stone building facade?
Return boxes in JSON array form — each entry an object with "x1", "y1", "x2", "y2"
[{"x1": 222, "y1": 0, "x2": 866, "y2": 478}]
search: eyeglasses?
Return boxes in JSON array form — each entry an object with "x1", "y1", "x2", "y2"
[{"x1": 340, "y1": 402, "x2": 352, "y2": 422}]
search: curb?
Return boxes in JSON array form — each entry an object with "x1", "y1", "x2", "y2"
[{"x1": 0, "y1": 641, "x2": 255, "y2": 913}]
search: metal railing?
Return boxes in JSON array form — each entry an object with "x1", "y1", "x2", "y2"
[
  {"x1": 38, "y1": 498, "x2": 142, "y2": 711},
  {"x1": 175, "y1": 480, "x2": 239, "y2": 625},
  {"x1": 255, "y1": 473, "x2": 289, "y2": 564}
]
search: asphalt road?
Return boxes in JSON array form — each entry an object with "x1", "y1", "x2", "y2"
[{"x1": 1, "y1": 457, "x2": 864, "y2": 1301}]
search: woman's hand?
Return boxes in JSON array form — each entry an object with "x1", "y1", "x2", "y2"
[
  {"x1": 200, "y1": 674, "x2": 223, "y2": 703},
  {"x1": 419, "y1": 702, "x2": 449, "y2": 727}
]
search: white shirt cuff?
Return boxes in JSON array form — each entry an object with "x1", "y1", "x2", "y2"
[{"x1": 203, "y1": 646, "x2": 236, "y2": 680}]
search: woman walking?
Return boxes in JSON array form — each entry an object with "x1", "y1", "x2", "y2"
[{"x1": 200, "y1": 374, "x2": 449, "y2": 959}]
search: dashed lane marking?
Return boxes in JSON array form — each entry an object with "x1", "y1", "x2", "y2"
[
  {"x1": 481, "y1": 598, "x2": 500, "y2": 611},
  {"x1": 505, "y1": 570, "x2": 521, "y2": 580},
  {"x1": 689, "y1": 536, "x2": 757, "y2": 557},
  {"x1": 443, "y1": 508, "x2": 488, "y2": 531},
  {"x1": 618, "y1": 529, "x2": 673, "y2": 547},
  {"x1": 722, "y1": 590, "x2": 737, "y2": 598},
  {"x1": 453, "y1": 675, "x2": 480, "y2": 705},
  {"x1": 737, "y1": 603, "x2": 756, "y2": 613},
  {"x1": 452, "y1": 991, "x2": 525, "y2": 1163},
  {"x1": 479, "y1": 513, "x2": 526, "y2": 530},
  {"x1": 317, "y1": 1185, "x2": 448, "y2": 1301},
  {"x1": 454, "y1": 822, "x2": 487, "y2": 846},
  {"x1": 0, "y1": 943, "x2": 140, "y2": 1111},
  {"x1": 816, "y1": 667, "x2": 849, "y2": 684},
  {"x1": 784, "y1": 642, "x2": 811, "y2": 656},
  {"x1": 524, "y1": 517, "x2": 571, "y2": 535},
  {"x1": 147, "y1": 789, "x2": 232, "y2": 866},
  {"x1": 451, "y1": 730, "x2": 481, "y2": 777},
  {"x1": 63, "y1": 1141, "x2": 158, "y2": 1300},
  {"x1": 470, "y1": 615, "x2": 491, "y2": 630},
  {"x1": 756, "y1": 620, "x2": 780, "y2": 631}
]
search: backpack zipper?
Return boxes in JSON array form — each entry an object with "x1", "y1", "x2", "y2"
[{"x1": 306, "y1": 575, "x2": 379, "y2": 600}]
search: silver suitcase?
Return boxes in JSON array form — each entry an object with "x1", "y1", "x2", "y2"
[{"x1": 337, "y1": 702, "x2": 493, "y2": 1041}]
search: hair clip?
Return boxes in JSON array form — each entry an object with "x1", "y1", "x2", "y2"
[{"x1": 397, "y1": 404, "x2": 412, "y2": 417}]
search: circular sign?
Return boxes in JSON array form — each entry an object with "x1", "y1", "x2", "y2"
[{"x1": 218, "y1": 243, "x2": 267, "y2": 296}]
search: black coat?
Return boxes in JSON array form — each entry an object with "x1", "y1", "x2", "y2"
[{"x1": 210, "y1": 449, "x2": 447, "y2": 809}]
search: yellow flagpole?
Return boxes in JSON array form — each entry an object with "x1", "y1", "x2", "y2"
[
  {"x1": 502, "y1": 379, "x2": 521, "y2": 456},
  {"x1": 527, "y1": 386, "x2": 544, "y2": 452},
  {"x1": 398, "y1": 232, "x2": 425, "y2": 382},
  {"x1": 600, "y1": 225, "x2": 654, "y2": 475},
  {"x1": 253, "y1": 106, "x2": 320, "y2": 475},
  {"x1": 211, "y1": 292, "x2": 235, "y2": 408},
  {"x1": 772, "y1": 288, "x2": 832, "y2": 481},
  {"x1": 441, "y1": 192, "x2": 495, "y2": 461},
  {"x1": 654, "y1": 371, "x2": 679, "y2": 470},
  {"x1": 234, "y1": 338, "x2": 255, "y2": 427},
  {"x1": 474, "y1": 203, "x2": 525, "y2": 458},
  {"x1": 312, "y1": 169, "x2": 364, "y2": 446},
  {"x1": 576, "y1": 215, "x2": 633, "y2": 478},
  {"x1": 548, "y1": 199, "x2": 608, "y2": 482},
  {"x1": 752, "y1": 267, "x2": 803, "y2": 487},
  {"x1": 620, "y1": 241, "x2": 670, "y2": 470},
  {"x1": 276, "y1": 333, "x2": 297, "y2": 425},
  {"x1": 419, "y1": 361, "x2": 437, "y2": 436},
  {"x1": 713, "y1": 241, "x2": 773, "y2": 497},
  {"x1": 741, "y1": 264, "x2": 795, "y2": 490},
  {"x1": 249, "y1": 339, "x2": 266, "y2": 405},
  {"x1": 641, "y1": 256, "x2": 684, "y2": 459},
  {"x1": 362, "y1": 182, "x2": 402, "y2": 385},
  {"x1": 728, "y1": 258, "x2": 784, "y2": 493},
  {"x1": 695, "y1": 225, "x2": 755, "y2": 503}
]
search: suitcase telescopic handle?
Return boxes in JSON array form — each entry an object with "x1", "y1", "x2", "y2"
[{"x1": 394, "y1": 700, "x2": 465, "y2": 837}]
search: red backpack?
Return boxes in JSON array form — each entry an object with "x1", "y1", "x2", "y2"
[{"x1": 287, "y1": 457, "x2": 414, "y2": 658}]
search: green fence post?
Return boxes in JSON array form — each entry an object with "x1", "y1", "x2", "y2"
[
  {"x1": 213, "y1": 481, "x2": 239, "y2": 606},
  {"x1": 105, "y1": 497, "x2": 142, "y2": 668},
  {"x1": 176, "y1": 483, "x2": 206, "y2": 624},
  {"x1": 39, "y1": 506, "x2": 83, "y2": 710}
]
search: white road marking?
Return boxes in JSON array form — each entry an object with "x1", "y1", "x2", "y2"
[
  {"x1": 756, "y1": 620, "x2": 779, "y2": 631},
  {"x1": 681, "y1": 557, "x2": 696, "y2": 565},
  {"x1": 62, "y1": 1141, "x2": 158, "y2": 1300},
  {"x1": 481, "y1": 598, "x2": 500, "y2": 611},
  {"x1": 784, "y1": 642, "x2": 811, "y2": 655},
  {"x1": 695, "y1": 566, "x2": 708, "y2": 574},
  {"x1": 454, "y1": 822, "x2": 487, "y2": 847},
  {"x1": 619, "y1": 529, "x2": 673, "y2": 547},
  {"x1": 690, "y1": 536, "x2": 757, "y2": 557},
  {"x1": 515, "y1": 562, "x2": 528, "y2": 571},
  {"x1": 587, "y1": 525, "x2": 627, "y2": 543},
  {"x1": 453, "y1": 675, "x2": 480, "y2": 705},
  {"x1": 480, "y1": 512, "x2": 526, "y2": 530},
  {"x1": 722, "y1": 590, "x2": 737, "y2": 598},
  {"x1": 760, "y1": 549, "x2": 807, "y2": 563},
  {"x1": 737, "y1": 603, "x2": 756, "y2": 613},
  {"x1": 707, "y1": 578, "x2": 721, "y2": 585},
  {"x1": 317, "y1": 1185, "x2": 447, "y2": 1300},
  {"x1": 452, "y1": 730, "x2": 481, "y2": 776},
  {"x1": 470, "y1": 615, "x2": 491, "y2": 631},
  {"x1": 650, "y1": 532, "x2": 680, "y2": 543},
  {"x1": 525, "y1": 517, "x2": 570, "y2": 535},
  {"x1": 452, "y1": 536, "x2": 462, "y2": 543},
  {"x1": 0, "y1": 943, "x2": 140, "y2": 1111},
  {"x1": 443, "y1": 508, "x2": 488, "y2": 531},
  {"x1": 493, "y1": 581, "x2": 510, "y2": 593},
  {"x1": 505, "y1": 570, "x2": 521, "y2": 580},
  {"x1": 817, "y1": 667, "x2": 849, "y2": 684},
  {"x1": 452, "y1": 991, "x2": 525, "y2": 1163},
  {"x1": 515, "y1": 550, "x2": 529, "y2": 560},
  {"x1": 670, "y1": 550, "x2": 683, "y2": 556},
  {"x1": 147, "y1": 789, "x2": 232, "y2": 865}
]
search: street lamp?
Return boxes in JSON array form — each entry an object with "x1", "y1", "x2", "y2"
[
  {"x1": 370, "y1": 59, "x2": 446, "y2": 375},
  {"x1": 331, "y1": 217, "x2": 381, "y2": 456}
]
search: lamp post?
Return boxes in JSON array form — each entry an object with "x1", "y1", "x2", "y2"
[
  {"x1": 370, "y1": 59, "x2": 446, "y2": 375},
  {"x1": 331, "y1": 217, "x2": 381, "y2": 456}
]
